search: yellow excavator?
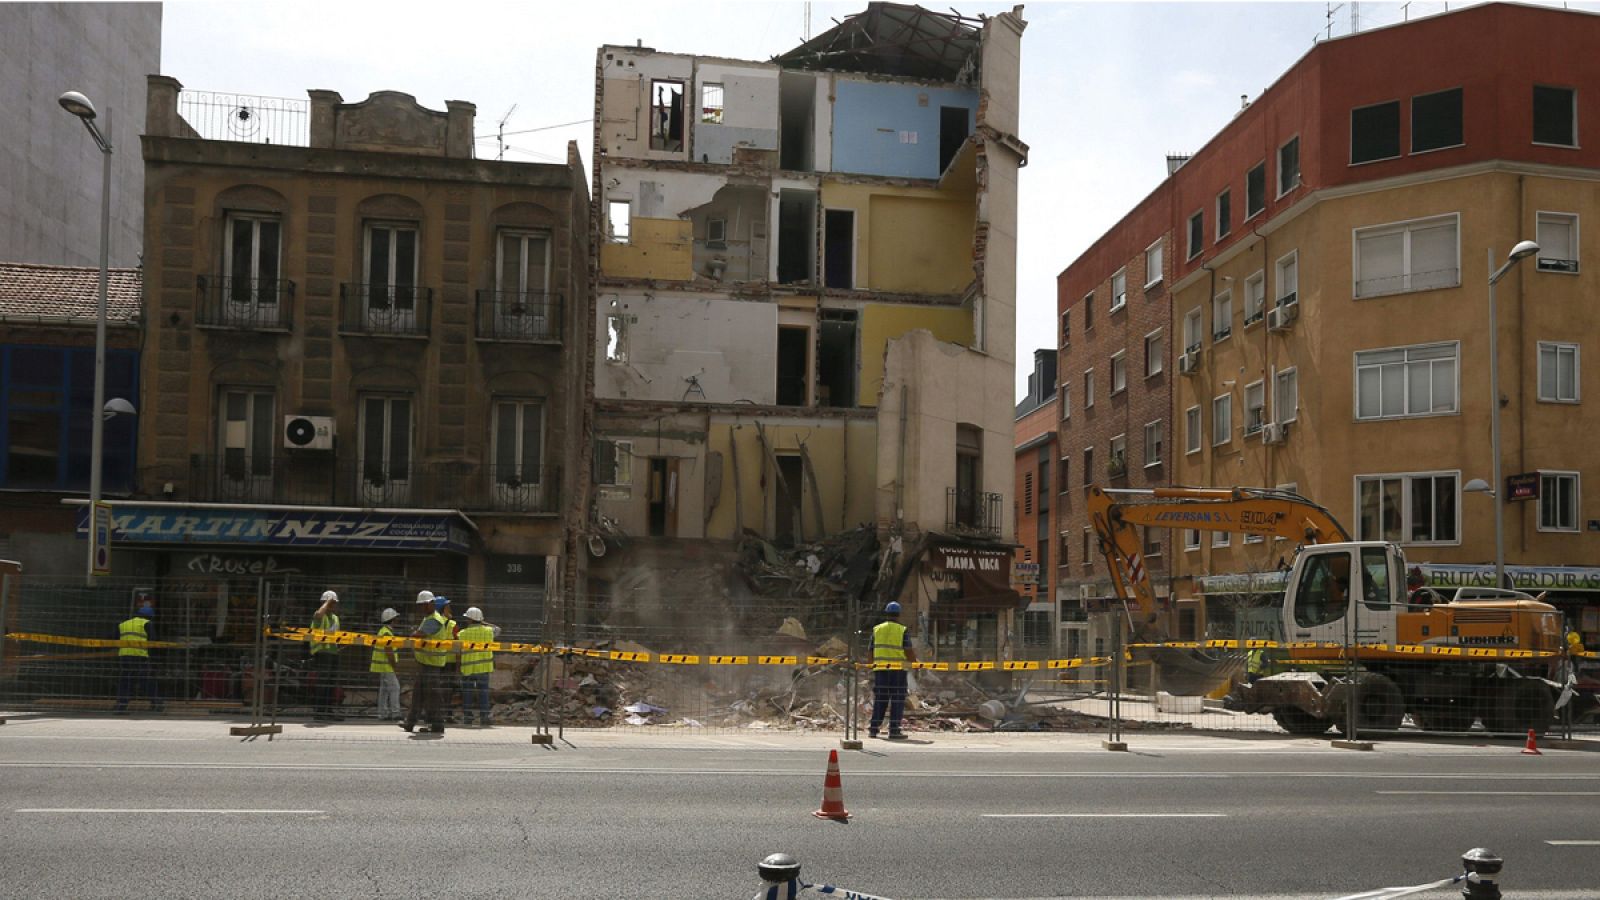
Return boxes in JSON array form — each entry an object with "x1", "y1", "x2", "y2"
[{"x1": 1088, "y1": 485, "x2": 1568, "y2": 735}]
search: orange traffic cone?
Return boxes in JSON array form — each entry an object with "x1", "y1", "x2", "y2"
[
  {"x1": 1522, "y1": 729, "x2": 1542, "y2": 755},
  {"x1": 813, "y1": 749, "x2": 851, "y2": 821}
]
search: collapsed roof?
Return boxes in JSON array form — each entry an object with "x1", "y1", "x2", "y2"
[{"x1": 774, "y1": 2, "x2": 983, "y2": 83}]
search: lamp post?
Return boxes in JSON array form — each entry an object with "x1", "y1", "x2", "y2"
[
  {"x1": 1483, "y1": 239, "x2": 1540, "y2": 590},
  {"x1": 59, "y1": 91, "x2": 114, "y2": 585}
]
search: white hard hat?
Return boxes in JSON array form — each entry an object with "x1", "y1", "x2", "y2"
[
  {"x1": 415, "y1": 590, "x2": 435, "y2": 605},
  {"x1": 380, "y1": 607, "x2": 399, "y2": 623},
  {"x1": 464, "y1": 606, "x2": 484, "y2": 622},
  {"x1": 321, "y1": 590, "x2": 338, "y2": 604}
]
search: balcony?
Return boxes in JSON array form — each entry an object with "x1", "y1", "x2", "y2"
[
  {"x1": 945, "y1": 487, "x2": 1003, "y2": 537},
  {"x1": 196, "y1": 275, "x2": 294, "y2": 331},
  {"x1": 186, "y1": 455, "x2": 561, "y2": 514},
  {"x1": 475, "y1": 290, "x2": 562, "y2": 343},
  {"x1": 339, "y1": 284, "x2": 432, "y2": 338}
]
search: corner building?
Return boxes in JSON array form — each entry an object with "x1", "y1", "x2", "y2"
[{"x1": 1061, "y1": 3, "x2": 1600, "y2": 646}]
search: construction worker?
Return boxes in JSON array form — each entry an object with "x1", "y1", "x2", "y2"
[
  {"x1": 371, "y1": 607, "x2": 402, "y2": 720},
  {"x1": 1405, "y1": 567, "x2": 1435, "y2": 609},
  {"x1": 401, "y1": 591, "x2": 451, "y2": 734},
  {"x1": 309, "y1": 590, "x2": 342, "y2": 720},
  {"x1": 457, "y1": 606, "x2": 500, "y2": 727},
  {"x1": 868, "y1": 600, "x2": 917, "y2": 740},
  {"x1": 112, "y1": 604, "x2": 162, "y2": 713}
]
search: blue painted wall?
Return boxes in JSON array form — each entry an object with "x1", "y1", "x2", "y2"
[{"x1": 829, "y1": 80, "x2": 978, "y2": 179}]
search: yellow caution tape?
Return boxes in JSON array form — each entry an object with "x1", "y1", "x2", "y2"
[{"x1": 2, "y1": 632, "x2": 183, "y2": 650}]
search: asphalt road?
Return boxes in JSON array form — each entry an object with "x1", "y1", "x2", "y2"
[{"x1": 1, "y1": 718, "x2": 1597, "y2": 898}]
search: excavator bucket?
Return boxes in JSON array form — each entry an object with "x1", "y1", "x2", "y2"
[{"x1": 1137, "y1": 646, "x2": 1246, "y2": 697}]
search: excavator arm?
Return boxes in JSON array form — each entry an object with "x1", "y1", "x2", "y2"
[{"x1": 1086, "y1": 485, "x2": 1353, "y2": 695}]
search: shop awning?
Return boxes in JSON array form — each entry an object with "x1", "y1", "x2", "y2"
[{"x1": 928, "y1": 542, "x2": 1024, "y2": 611}]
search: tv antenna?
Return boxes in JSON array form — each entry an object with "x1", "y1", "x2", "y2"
[{"x1": 496, "y1": 104, "x2": 518, "y2": 161}]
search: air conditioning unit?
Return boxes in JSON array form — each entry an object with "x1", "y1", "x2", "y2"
[
  {"x1": 1178, "y1": 350, "x2": 1201, "y2": 375},
  {"x1": 1269, "y1": 298, "x2": 1299, "y2": 331},
  {"x1": 283, "y1": 415, "x2": 335, "y2": 450},
  {"x1": 1261, "y1": 422, "x2": 1287, "y2": 445}
]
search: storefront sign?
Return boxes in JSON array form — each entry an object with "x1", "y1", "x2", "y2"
[
  {"x1": 1506, "y1": 472, "x2": 1540, "y2": 502},
  {"x1": 1197, "y1": 571, "x2": 1290, "y2": 595},
  {"x1": 932, "y1": 546, "x2": 1011, "y2": 573},
  {"x1": 1199, "y1": 564, "x2": 1600, "y2": 595},
  {"x1": 76, "y1": 505, "x2": 471, "y2": 553},
  {"x1": 1012, "y1": 562, "x2": 1040, "y2": 585}
]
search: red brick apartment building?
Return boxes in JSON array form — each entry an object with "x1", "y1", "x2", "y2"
[
  {"x1": 1056, "y1": 2, "x2": 1600, "y2": 646},
  {"x1": 1014, "y1": 349, "x2": 1059, "y2": 654}
]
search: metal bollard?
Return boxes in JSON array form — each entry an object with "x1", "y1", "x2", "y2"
[
  {"x1": 1460, "y1": 847, "x2": 1503, "y2": 900},
  {"x1": 754, "y1": 853, "x2": 803, "y2": 899}
]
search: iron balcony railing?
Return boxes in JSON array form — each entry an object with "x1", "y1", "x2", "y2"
[
  {"x1": 196, "y1": 275, "x2": 294, "y2": 331},
  {"x1": 945, "y1": 487, "x2": 1004, "y2": 536},
  {"x1": 186, "y1": 456, "x2": 561, "y2": 514},
  {"x1": 475, "y1": 290, "x2": 562, "y2": 343},
  {"x1": 177, "y1": 90, "x2": 310, "y2": 146},
  {"x1": 338, "y1": 283, "x2": 433, "y2": 337}
]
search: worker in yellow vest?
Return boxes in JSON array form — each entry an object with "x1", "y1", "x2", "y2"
[
  {"x1": 309, "y1": 590, "x2": 342, "y2": 720},
  {"x1": 371, "y1": 607, "x2": 402, "y2": 720},
  {"x1": 868, "y1": 601, "x2": 917, "y2": 740},
  {"x1": 401, "y1": 591, "x2": 452, "y2": 734},
  {"x1": 113, "y1": 604, "x2": 162, "y2": 714},
  {"x1": 458, "y1": 606, "x2": 500, "y2": 727}
]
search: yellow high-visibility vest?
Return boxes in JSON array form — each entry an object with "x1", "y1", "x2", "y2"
[
  {"x1": 118, "y1": 617, "x2": 150, "y2": 658},
  {"x1": 458, "y1": 624, "x2": 495, "y2": 675},
  {"x1": 413, "y1": 613, "x2": 452, "y2": 668},
  {"x1": 370, "y1": 625, "x2": 396, "y2": 673},
  {"x1": 310, "y1": 613, "x2": 340, "y2": 655},
  {"x1": 872, "y1": 621, "x2": 907, "y2": 663}
]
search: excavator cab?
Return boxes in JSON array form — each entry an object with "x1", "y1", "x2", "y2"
[{"x1": 1282, "y1": 543, "x2": 1403, "y2": 647}]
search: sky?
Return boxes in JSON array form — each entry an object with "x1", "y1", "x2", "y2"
[{"x1": 160, "y1": 0, "x2": 1593, "y2": 402}]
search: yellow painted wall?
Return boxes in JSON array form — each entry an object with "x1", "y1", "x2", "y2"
[
  {"x1": 858, "y1": 305, "x2": 974, "y2": 407},
  {"x1": 600, "y1": 217, "x2": 693, "y2": 281},
  {"x1": 704, "y1": 418, "x2": 878, "y2": 541},
  {"x1": 820, "y1": 182, "x2": 975, "y2": 295}
]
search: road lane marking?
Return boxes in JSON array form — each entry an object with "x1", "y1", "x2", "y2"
[
  {"x1": 1546, "y1": 840, "x2": 1600, "y2": 846},
  {"x1": 1378, "y1": 791, "x2": 1600, "y2": 796},
  {"x1": 982, "y1": 813, "x2": 1228, "y2": 818},
  {"x1": 15, "y1": 808, "x2": 324, "y2": 815}
]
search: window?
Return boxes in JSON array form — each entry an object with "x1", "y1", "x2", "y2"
[
  {"x1": 1144, "y1": 239, "x2": 1163, "y2": 288},
  {"x1": 1275, "y1": 251, "x2": 1299, "y2": 305},
  {"x1": 218, "y1": 389, "x2": 274, "y2": 499},
  {"x1": 1083, "y1": 292, "x2": 1094, "y2": 330},
  {"x1": 595, "y1": 439, "x2": 633, "y2": 486},
  {"x1": 1216, "y1": 189, "x2": 1232, "y2": 240},
  {"x1": 1533, "y1": 85, "x2": 1577, "y2": 147},
  {"x1": 1144, "y1": 528, "x2": 1162, "y2": 557},
  {"x1": 1082, "y1": 447, "x2": 1093, "y2": 487},
  {"x1": 1275, "y1": 367, "x2": 1299, "y2": 423},
  {"x1": 1293, "y1": 552, "x2": 1353, "y2": 629},
  {"x1": 1183, "y1": 308, "x2": 1202, "y2": 354},
  {"x1": 1355, "y1": 342, "x2": 1458, "y2": 420},
  {"x1": 1109, "y1": 434, "x2": 1126, "y2": 477},
  {"x1": 1538, "y1": 342, "x2": 1580, "y2": 403},
  {"x1": 1212, "y1": 528, "x2": 1230, "y2": 548},
  {"x1": 606, "y1": 313, "x2": 628, "y2": 364},
  {"x1": 1212, "y1": 393, "x2": 1232, "y2": 447},
  {"x1": 1212, "y1": 290, "x2": 1232, "y2": 342},
  {"x1": 1244, "y1": 380, "x2": 1265, "y2": 435},
  {"x1": 494, "y1": 230, "x2": 554, "y2": 340},
  {"x1": 607, "y1": 200, "x2": 631, "y2": 243},
  {"x1": 1357, "y1": 472, "x2": 1459, "y2": 544},
  {"x1": 1187, "y1": 210, "x2": 1203, "y2": 259},
  {"x1": 1184, "y1": 528, "x2": 1201, "y2": 551},
  {"x1": 649, "y1": 79, "x2": 685, "y2": 151},
  {"x1": 1243, "y1": 271, "x2": 1266, "y2": 325},
  {"x1": 1082, "y1": 527, "x2": 1092, "y2": 567},
  {"x1": 1353, "y1": 214, "x2": 1459, "y2": 298},
  {"x1": 1059, "y1": 531, "x2": 1070, "y2": 568},
  {"x1": 1351, "y1": 100, "x2": 1401, "y2": 164},
  {"x1": 1246, "y1": 162, "x2": 1266, "y2": 218},
  {"x1": 1536, "y1": 212, "x2": 1579, "y2": 273},
  {"x1": 1274, "y1": 482, "x2": 1299, "y2": 541},
  {"x1": 359, "y1": 395, "x2": 413, "y2": 504},
  {"x1": 1412, "y1": 88, "x2": 1463, "y2": 153},
  {"x1": 1110, "y1": 351, "x2": 1127, "y2": 395},
  {"x1": 1144, "y1": 330, "x2": 1163, "y2": 377},
  {"x1": 706, "y1": 217, "x2": 727, "y2": 248},
  {"x1": 1277, "y1": 136, "x2": 1300, "y2": 196},
  {"x1": 1083, "y1": 369, "x2": 1094, "y2": 408},
  {"x1": 221, "y1": 212, "x2": 283, "y2": 323},
  {"x1": 1038, "y1": 459, "x2": 1051, "y2": 514},
  {"x1": 491, "y1": 399, "x2": 547, "y2": 509},
  {"x1": 363, "y1": 222, "x2": 419, "y2": 329},
  {"x1": 1143, "y1": 420, "x2": 1163, "y2": 468},
  {"x1": 1184, "y1": 406, "x2": 1201, "y2": 455},
  {"x1": 1538, "y1": 471, "x2": 1579, "y2": 532},
  {"x1": 1, "y1": 346, "x2": 137, "y2": 491},
  {"x1": 1060, "y1": 310, "x2": 1071, "y2": 347},
  {"x1": 700, "y1": 83, "x2": 724, "y2": 124},
  {"x1": 1244, "y1": 528, "x2": 1264, "y2": 545},
  {"x1": 1059, "y1": 455, "x2": 1070, "y2": 495},
  {"x1": 1061, "y1": 382, "x2": 1071, "y2": 421},
  {"x1": 1110, "y1": 269, "x2": 1127, "y2": 311}
]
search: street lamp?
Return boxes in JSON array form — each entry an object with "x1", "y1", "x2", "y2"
[
  {"x1": 1481, "y1": 239, "x2": 1540, "y2": 590},
  {"x1": 59, "y1": 90, "x2": 114, "y2": 584}
]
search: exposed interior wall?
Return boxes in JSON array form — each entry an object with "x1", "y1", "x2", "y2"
[
  {"x1": 703, "y1": 417, "x2": 877, "y2": 540},
  {"x1": 596, "y1": 290, "x2": 779, "y2": 404},
  {"x1": 599, "y1": 216, "x2": 693, "y2": 280},
  {"x1": 692, "y1": 62, "x2": 780, "y2": 165},
  {"x1": 829, "y1": 78, "x2": 978, "y2": 179},
  {"x1": 819, "y1": 181, "x2": 975, "y2": 294},
  {"x1": 597, "y1": 49, "x2": 695, "y2": 162},
  {"x1": 858, "y1": 304, "x2": 974, "y2": 408}
]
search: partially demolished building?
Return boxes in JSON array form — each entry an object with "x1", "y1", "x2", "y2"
[{"x1": 588, "y1": 4, "x2": 1028, "y2": 660}]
